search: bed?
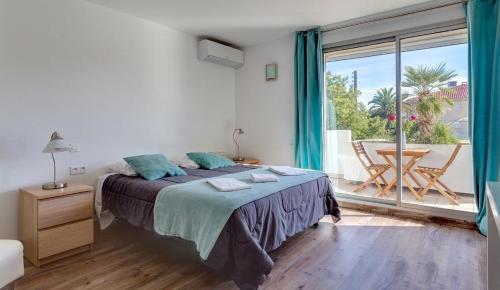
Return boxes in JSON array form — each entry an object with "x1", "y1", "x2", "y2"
[{"x1": 98, "y1": 164, "x2": 340, "y2": 290}]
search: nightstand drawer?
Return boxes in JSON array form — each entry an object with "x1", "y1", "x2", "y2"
[
  {"x1": 38, "y1": 191, "x2": 93, "y2": 229},
  {"x1": 38, "y1": 219, "x2": 93, "y2": 259}
]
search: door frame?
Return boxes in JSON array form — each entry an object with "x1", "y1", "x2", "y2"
[{"x1": 323, "y1": 23, "x2": 473, "y2": 221}]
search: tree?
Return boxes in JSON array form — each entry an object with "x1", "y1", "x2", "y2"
[
  {"x1": 402, "y1": 63, "x2": 457, "y2": 142},
  {"x1": 368, "y1": 87, "x2": 395, "y2": 119},
  {"x1": 325, "y1": 72, "x2": 388, "y2": 140}
]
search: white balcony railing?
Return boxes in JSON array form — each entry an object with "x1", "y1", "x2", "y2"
[{"x1": 325, "y1": 130, "x2": 474, "y2": 194}]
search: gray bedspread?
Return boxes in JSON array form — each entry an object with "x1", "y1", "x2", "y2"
[{"x1": 102, "y1": 165, "x2": 340, "y2": 289}]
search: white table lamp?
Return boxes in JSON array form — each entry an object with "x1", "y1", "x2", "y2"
[{"x1": 42, "y1": 131, "x2": 70, "y2": 190}]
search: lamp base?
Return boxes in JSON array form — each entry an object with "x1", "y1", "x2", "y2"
[
  {"x1": 42, "y1": 181, "x2": 68, "y2": 190},
  {"x1": 233, "y1": 157, "x2": 245, "y2": 162}
]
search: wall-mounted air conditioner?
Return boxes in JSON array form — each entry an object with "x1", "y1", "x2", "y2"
[{"x1": 198, "y1": 39, "x2": 244, "y2": 69}]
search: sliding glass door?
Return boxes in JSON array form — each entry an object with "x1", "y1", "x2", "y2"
[
  {"x1": 324, "y1": 27, "x2": 475, "y2": 217},
  {"x1": 399, "y1": 28, "x2": 475, "y2": 213},
  {"x1": 324, "y1": 40, "x2": 398, "y2": 204}
]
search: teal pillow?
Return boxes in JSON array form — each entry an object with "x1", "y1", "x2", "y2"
[
  {"x1": 124, "y1": 154, "x2": 186, "y2": 180},
  {"x1": 187, "y1": 152, "x2": 235, "y2": 169}
]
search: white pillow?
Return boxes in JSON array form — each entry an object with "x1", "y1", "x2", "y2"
[
  {"x1": 106, "y1": 160, "x2": 137, "y2": 176},
  {"x1": 170, "y1": 156, "x2": 199, "y2": 169}
]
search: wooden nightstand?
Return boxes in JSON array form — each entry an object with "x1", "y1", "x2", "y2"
[
  {"x1": 19, "y1": 183, "x2": 94, "y2": 267},
  {"x1": 234, "y1": 158, "x2": 260, "y2": 165}
]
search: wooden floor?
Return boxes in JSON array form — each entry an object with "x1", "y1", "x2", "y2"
[{"x1": 16, "y1": 208, "x2": 486, "y2": 290}]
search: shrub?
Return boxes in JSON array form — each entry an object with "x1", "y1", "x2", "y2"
[{"x1": 429, "y1": 123, "x2": 458, "y2": 144}]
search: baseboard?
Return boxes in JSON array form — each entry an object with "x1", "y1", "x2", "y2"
[{"x1": 1, "y1": 282, "x2": 15, "y2": 290}]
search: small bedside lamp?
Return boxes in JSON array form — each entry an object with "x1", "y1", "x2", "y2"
[
  {"x1": 42, "y1": 131, "x2": 70, "y2": 190},
  {"x1": 232, "y1": 128, "x2": 245, "y2": 162}
]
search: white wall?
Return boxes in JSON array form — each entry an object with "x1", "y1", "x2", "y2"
[
  {"x1": 235, "y1": 35, "x2": 295, "y2": 165},
  {"x1": 0, "y1": 0, "x2": 236, "y2": 239}
]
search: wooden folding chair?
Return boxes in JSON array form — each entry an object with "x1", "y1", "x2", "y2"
[
  {"x1": 414, "y1": 143, "x2": 463, "y2": 205},
  {"x1": 351, "y1": 141, "x2": 390, "y2": 195}
]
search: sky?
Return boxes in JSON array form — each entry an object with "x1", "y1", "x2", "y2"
[{"x1": 325, "y1": 43, "x2": 468, "y2": 106}]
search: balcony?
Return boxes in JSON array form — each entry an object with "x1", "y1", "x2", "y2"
[{"x1": 325, "y1": 130, "x2": 477, "y2": 213}]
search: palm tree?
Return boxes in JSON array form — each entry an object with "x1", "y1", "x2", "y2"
[
  {"x1": 402, "y1": 63, "x2": 457, "y2": 141},
  {"x1": 368, "y1": 87, "x2": 395, "y2": 119}
]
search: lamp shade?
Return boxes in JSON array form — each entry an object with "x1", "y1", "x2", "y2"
[{"x1": 42, "y1": 131, "x2": 70, "y2": 153}]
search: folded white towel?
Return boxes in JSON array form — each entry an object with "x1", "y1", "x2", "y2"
[
  {"x1": 251, "y1": 173, "x2": 278, "y2": 183},
  {"x1": 207, "y1": 178, "x2": 251, "y2": 192},
  {"x1": 269, "y1": 166, "x2": 306, "y2": 176}
]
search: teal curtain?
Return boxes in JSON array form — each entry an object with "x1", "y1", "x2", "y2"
[
  {"x1": 467, "y1": 0, "x2": 500, "y2": 235},
  {"x1": 294, "y1": 28, "x2": 324, "y2": 170}
]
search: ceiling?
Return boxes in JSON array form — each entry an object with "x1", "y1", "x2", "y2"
[{"x1": 85, "y1": 0, "x2": 430, "y2": 48}]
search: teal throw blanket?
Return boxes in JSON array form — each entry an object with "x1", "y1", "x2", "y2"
[{"x1": 153, "y1": 167, "x2": 326, "y2": 259}]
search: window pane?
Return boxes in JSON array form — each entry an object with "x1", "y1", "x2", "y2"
[
  {"x1": 325, "y1": 41, "x2": 397, "y2": 202},
  {"x1": 400, "y1": 28, "x2": 476, "y2": 213}
]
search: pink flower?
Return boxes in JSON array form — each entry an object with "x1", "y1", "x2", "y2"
[
  {"x1": 410, "y1": 115, "x2": 417, "y2": 121},
  {"x1": 387, "y1": 114, "x2": 396, "y2": 121}
]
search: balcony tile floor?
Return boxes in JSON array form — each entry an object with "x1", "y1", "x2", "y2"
[{"x1": 332, "y1": 177, "x2": 477, "y2": 213}]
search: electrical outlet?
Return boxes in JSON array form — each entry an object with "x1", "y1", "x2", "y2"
[
  {"x1": 70, "y1": 165, "x2": 87, "y2": 175},
  {"x1": 68, "y1": 143, "x2": 81, "y2": 153}
]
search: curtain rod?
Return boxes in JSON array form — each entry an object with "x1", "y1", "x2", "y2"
[{"x1": 322, "y1": 0, "x2": 467, "y2": 33}]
